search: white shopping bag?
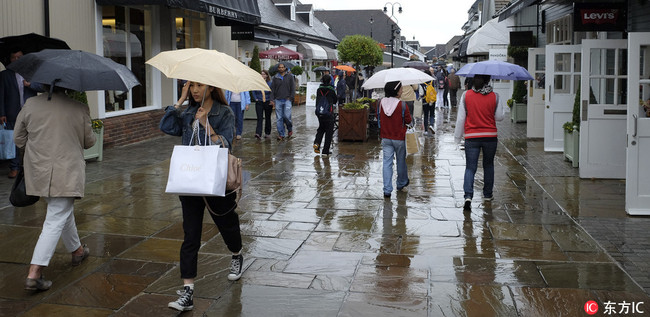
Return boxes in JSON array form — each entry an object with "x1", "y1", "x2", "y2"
[{"x1": 165, "y1": 145, "x2": 229, "y2": 196}]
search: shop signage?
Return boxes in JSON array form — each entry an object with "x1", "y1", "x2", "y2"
[
  {"x1": 231, "y1": 24, "x2": 254, "y2": 41},
  {"x1": 573, "y1": 2, "x2": 626, "y2": 32}
]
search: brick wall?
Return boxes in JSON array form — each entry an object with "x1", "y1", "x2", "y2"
[{"x1": 103, "y1": 110, "x2": 166, "y2": 148}]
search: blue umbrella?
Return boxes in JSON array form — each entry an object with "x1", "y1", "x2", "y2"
[{"x1": 456, "y1": 60, "x2": 533, "y2": 80}]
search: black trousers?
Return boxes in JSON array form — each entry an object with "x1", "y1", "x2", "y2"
[
  {"x1": 443, "y1": 89, "x2": 449, "y2": 107},
  {"x1": 450, "y1": 89, "x2": 458, "y2": 107},
  {"x1": 314, "y1": 114, "x2": 335, "y2": 154},
  {"x1": 422, "y1": 103, "x2": 435, "y2": 128},
  {"x1": 255, "y1": 101, "x2": 273, "y2": 136},
  {"x1": 179, "y1": 194, "x2": 241, "y2": 279}
]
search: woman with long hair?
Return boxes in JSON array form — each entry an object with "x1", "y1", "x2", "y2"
[
  {"x1": 160, "y1": 81, "x2": 243, "y2": 312},
  {"x1": 454, "y1": 74, "x2": 504, "y2": 211}
]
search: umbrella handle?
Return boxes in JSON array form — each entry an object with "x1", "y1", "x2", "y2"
[{"x1": 47, "y1": 79, "x2": 61, "y2": 100}]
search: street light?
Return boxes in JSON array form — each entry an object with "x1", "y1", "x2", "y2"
[
  {"x1": 369, "y1": 16, "x2": 374, "y2": 39},
  {"x1": 384, "y1": 2, "x2": 402, "y2": 68}
]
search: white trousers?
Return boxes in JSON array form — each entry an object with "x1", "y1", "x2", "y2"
[
  {"x1": 435, "y1": 90, "x2": 444, "y2": 108},
  {"x1": 31, "y1": 197, "x2": 81, "y2": 266}
]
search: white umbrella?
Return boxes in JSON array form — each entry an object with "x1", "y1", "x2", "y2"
[
  {"x1": 362, "y1": 67, "x2": 434, "y2": 89},
  {"x1": 146, "y1": 48, "x2": 269, "y2": 93}
]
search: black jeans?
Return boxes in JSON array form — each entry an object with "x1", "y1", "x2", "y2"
[
  {"x1": 314, "y1": 114, "x2": 335, "y2": 154},
  {"x1": 255, "y1": 101, "x2": 273, "y2": 136},
  {"x1": 450, "y1": 89, "x2": 458, "y2": 107},
  {"x1": 422, "y1": 103, "x2": 435, "y2": 128},
  {"x1": 443, "y1": 89, "x2": 449, "y2": 107},
  {"x1": 179, "y1": 194, "x2": 241, "y2": 279}
]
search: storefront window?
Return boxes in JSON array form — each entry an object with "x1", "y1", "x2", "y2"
[
  {"x1": 174, "y1": 10, "x2": 207, "y2": 95},
  {"x1": 102, "y1": 6, "x2": 151, "y2": 113}
]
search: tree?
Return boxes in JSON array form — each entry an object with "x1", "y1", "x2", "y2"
[
  {"x1": 337, "y1": 35, "x2": 383, "y2": 94},
  {"x1": 250, "y1": 46, "x2": 261, "y2": 73}
]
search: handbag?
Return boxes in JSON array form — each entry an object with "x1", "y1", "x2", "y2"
[
  {"x1": 216, "y1": 135, "x2": 242, "y2": 192},
  {"x1": 405, "y1": 126, "x2": 420, "y2": 155},
  {"x1": 10, "y1": 169, "x2": 40, "y2": 207},
  {"x1": 0, "y1": 123, "x2": 16, "y2": 160}
]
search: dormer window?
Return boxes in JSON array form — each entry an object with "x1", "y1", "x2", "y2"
[
  {"x1": 296, "y1": 4, "x2": 313, "y2": 26},
  {"x1": 291, "y1": 2, "x2": 296, "y2": 21}
]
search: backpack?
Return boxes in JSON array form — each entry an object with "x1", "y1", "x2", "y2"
[
  {"x1": 438, "y1": 78, "x2": 445, "y2": 89},
  {"x1": 315, "y1": 89, "x2": 333, "y2": 116},
  {"x1": 424, "y1": 81, "x2": 437, "y2": 104}
]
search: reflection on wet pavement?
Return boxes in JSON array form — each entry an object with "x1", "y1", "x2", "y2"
[{"x1": 1, "y1": 105, "x2": 649, "y2": 316}]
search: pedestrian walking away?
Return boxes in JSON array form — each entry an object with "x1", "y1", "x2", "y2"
[
  {"x1": 159, "y1": 81, "x2": 244, "y2": 312},
  {"x1": 270, "y1": 62, "x2": 295, "y2": 140},
  {"x1": 421, "y1": 69, "x2": 437, "y2": 135},
  {"x1": 448, "y1": 68, "x2": 461, "y2": 108},
  {"x1": 454, "y1": 74, "x2": 504, "y2": 211},
  {"x1": 442, "y1": 68, "x2": 450, "y2": 109},
  {"x1": 0, "y1": 48, "x2": 44, "y2": 178},
  {"x1": 14, "y1": 85, "x2": 96, "y2": 291},
  {"x1": 252, "y1": 70, "x2": 273, "y2": 139},
  {"x1": 313, "y1": 74, "x2": 337, "y2": 156},
  {"x1": 336, "y1": 71, "x2": 348, "y2": 105},
  {"x1": 225, "y1": 89, "x2": 251, "y2": 140},
  {"x1": 378, "y1": 81, "x2": 412, "y2": 198}
]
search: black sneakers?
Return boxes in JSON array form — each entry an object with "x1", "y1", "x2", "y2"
[
  {"x1": 228, "y1": 254, "x2": 244, "y2": 281},
  {"x1": 168, "y1": 286, "x2": 194, "y2": 311},
  {"x1": 463, "y1": 198, "x2": 472, "y2": 211}
]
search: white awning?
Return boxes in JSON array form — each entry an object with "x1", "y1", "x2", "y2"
[
  {"x1": 297, "y1": 41, "x2": 328, "y2": 60},
  {"x1": 466, "y1": 17, "x2": 513, "y2": 55}
]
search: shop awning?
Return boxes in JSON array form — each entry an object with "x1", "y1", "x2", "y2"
[
  {"x1": 254, "y1": 29, "x2": 282, "y2": 45},
  {"x1": 498, "y1": 0, "x2": 538, "y2": 22},
  {"x1": 296, "y1": 42, "x2": 328, "y2": 60},
  {"x1": 95, "y1": 0, "x2": 261, "y2": 24},
  {"x1": 466, "y1": 17, "x2": 513, "y2": 55},
  {"x1": 322, "y1": 46, "x2": 338, "y2": 60}
]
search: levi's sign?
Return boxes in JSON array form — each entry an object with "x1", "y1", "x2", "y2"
[{"x1": 573, "y1": 2, "x2": 626, "y2": 32}]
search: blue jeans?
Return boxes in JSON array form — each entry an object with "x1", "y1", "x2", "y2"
[
  {"x1": 382, "y1": 138, "x2": 408, "y2": 194},
  {"x1": 229, "y1": 102, "x2": 244, "y2": 136},
  {"x1": 463, "y1": 138, "x2": 498, "y2": 199},
  {"x1": 274, "y1": 99, "x2": 293, "y2": 137}
]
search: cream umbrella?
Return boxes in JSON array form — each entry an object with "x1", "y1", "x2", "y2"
[{"x1": 146, "y1": 48, "x2": 270, "y2": 93}]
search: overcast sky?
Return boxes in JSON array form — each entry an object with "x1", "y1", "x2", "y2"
[{"x1": 308, "y1": 0, "x2": 477, "y2": 47}]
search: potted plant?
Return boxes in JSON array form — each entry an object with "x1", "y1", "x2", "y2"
[
  {"x1": 563, "y1": 83, "x2": 580, "y2": 167},
  {"x1": 294, "y1": 85, "x2": 306, "y2": 105},
  {"x1": 510, "y1": 80, "x2": 527, "y2": 123},
  {"x1": 339, "y1": 102, "x2": 369, "y2": 141},
  {"x1": 67, "y1": 90, "x2": 104, "y2": 161}
]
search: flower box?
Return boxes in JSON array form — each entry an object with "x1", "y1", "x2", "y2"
[
  {"x1": 510, "y1": 102, "x2": 527, "y2": 123},
  {"x1": 338, "y1": 108, "x2": 368, "y2": 141},
  {"x1": 563, "y1": 128, "x2": 579, "y2": 167},
  {"x1": 84, "y1": 126, "x2": 103, "y2": 161}
]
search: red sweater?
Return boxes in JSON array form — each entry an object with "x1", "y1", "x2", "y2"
[
  {"x1": 379, "y1": 101, "x2": 412, "y2": 140},
  {"x1": 464, "y1": 90, "x2": 497, "y2": 139}
]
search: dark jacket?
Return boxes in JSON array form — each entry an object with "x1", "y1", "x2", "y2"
[
  {"x1": 316, "y1": 85, "x2": 337, "y2": 116},
  {"x1": 160, "y1": 102, "x2": 235, "y2": 149},
  {"x1": 270, "y1": 72, "x2": 295, "y2": 101},
  {"x1": 252, "y1": 80, "x2": 273, "y2": 102},
  {"x1": 0, "y1": 69, "x2": 42, "y2": 125},
  {"x1": 336, "y1": 77, "x2": 347, "y2": 99}
]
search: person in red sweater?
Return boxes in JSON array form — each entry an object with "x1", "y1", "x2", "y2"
[
  {"x1": 379, "y1": 81, "x2": 413, "y2": 198},
  {"x1": 454, "y1": 74, "x2": 504, "y2": 210}
]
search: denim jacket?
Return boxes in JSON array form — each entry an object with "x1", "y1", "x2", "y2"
[{"x1": 160, "y1": 102, "x2": 235, "y2": 149}]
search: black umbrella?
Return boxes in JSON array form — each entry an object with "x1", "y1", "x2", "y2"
[
  {"x1": 313, "y1": 66, "x2": 330, "y2": 72},
  {"x1": 433, "y1": 61, "x2": 446, "y2": 67},
  {"x1": 269, "y1": 61, "x2": 298, "y2": 75},
  {"x1": 402, "y1": 60, "x2": 430, "y2": 70},
  {"x1": 0, "y1": 33, "x2": 70, "y2": 65},
  {"x1": 8, "y1": 49, "x2": 140, "y2": 93}
]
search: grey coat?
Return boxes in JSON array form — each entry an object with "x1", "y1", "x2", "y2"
[{"x1": 14, "y1": 91, "x2": 96, "y2": 197}]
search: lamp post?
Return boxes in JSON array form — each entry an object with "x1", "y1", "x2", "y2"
[
  {"x1": 369, "y1": 16, "x2": 374, "y2": 39},
  {"x1": 384, "y1": 2, "x2": 402, "y2": 68}
]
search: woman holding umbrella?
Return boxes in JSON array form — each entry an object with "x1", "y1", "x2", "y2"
[
  {"x1": 454, "y1": 74, "x2": 504, "y2": 211},
  {"x1": 160, "y1": 81, "x2": 243, "y2": 312}
]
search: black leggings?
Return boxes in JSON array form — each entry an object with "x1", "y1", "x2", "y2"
[{"x1": 179, "y1": 194, "x2": 241, "y2": 279}]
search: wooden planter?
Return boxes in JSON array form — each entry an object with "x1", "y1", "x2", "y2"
[
  {"x1": 510, "y1": 102, "x2": 527, "y2": 123},
  {"x1": 338, "y1": 108, "x2": 368, "y2": 141},
  {"x1": 84, "y1": 127, "x2": 103, "y2": 161},
  {"x1": 563, "y1": 128, "x2": 579, "y2": 167},
  {"x1": 294, "y1": 94, "x2": 306, "y2": 105}
]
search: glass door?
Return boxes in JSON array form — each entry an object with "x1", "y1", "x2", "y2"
[
  {"x1": 579, "y1": 39, "x2": 627, "y2": 179},
  {"x1": 626, "y1": 33, "x2": 650, "y2": 215}
]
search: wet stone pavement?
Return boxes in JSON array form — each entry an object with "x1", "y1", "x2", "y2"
[{"x1": 1, "y1": 104, "x2": 649, "y2": 316}]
